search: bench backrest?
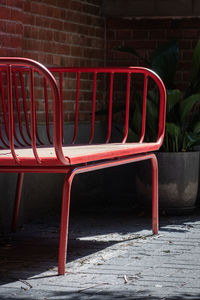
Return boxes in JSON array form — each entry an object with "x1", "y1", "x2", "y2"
[
  {"x1": 0, "y1": 58, "x2": 166, "y2": 166},
  {"x1": 49, "y1": 67, "x2": 166, "y2": 146}
]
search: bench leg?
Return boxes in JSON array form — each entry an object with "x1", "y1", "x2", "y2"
[
  {"x1": 12, "y1": 173, "x2": 24, "y2": 232},
  {"x1": 58, "y1": 172, "x2": 74, "y2": 275},
  {"x1": 151, "y1": 155, "x2": 158, "y2": 234}
]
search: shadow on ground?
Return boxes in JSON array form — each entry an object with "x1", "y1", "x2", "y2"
[
  {"x1": 0, "y1": 211, "x2": 153, "y2": 285},
  {"x1": 0, "y1": 209, "x2": 200, "y2": 296},
  {"x1": 0, "y1": 289, "x2": 200, "y2": 300}
]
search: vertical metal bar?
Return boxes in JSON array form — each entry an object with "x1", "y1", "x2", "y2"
[
  {"x1": 13, "y1": 70, "x2": 29, "y2": 146},
  {"x1": 122, "y1": 72, "x2": 131, "y2": 143},
  {"x1": 30, "y1": 72, "x2": 43, "y2": 146},
  {"x1": 12, "y1": 173, "x2": 24, "y2": 232},
  {"x1": 106, "y1": 72, "x2": 114, "y2": 143},
  {"x1": 59, "y1": 72, "x2": 63, "y2": 142},
  {"x1": 29, "y1": 69, "x2": 41, "y2": 164},
  {"x1": 19, "y1": 70, "x2": 31, "y2": 140},
  {"x1": 151, "y1": 154, "x2": 158, "y2": 234},
  {"x1": 0, "y1": 70, "x2": 9, "y2": 139},
  {"x1": 72, "y1": 72, "x2": 80, "y2": 144},
  {"x1": 7, "y1": 66, "x2": 20, "y2": 164},
  {"x1": 89, "y1": 72, "x2": 97, "y2": 144},
  {"x1": 58, "y1": 171, "x2": 74, "y2": 275},
  {"x1": 0, "y1": 120, "x2": 9, "y2": 148},
  {"x1": 0, "y1": 71, "x2": 10, "y2": 147},
  {"x1": 44, "y1": 78, "x2": 52, "y2": 144},
  {"x1": 156, "y1": 86, "x2": 167, "y2": 144},
  {"x1": 139, "y1": 74, "x2": 148, "y2": 143}
]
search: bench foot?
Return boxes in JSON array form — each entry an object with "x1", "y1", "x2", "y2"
[
  {"x1": 12, "y1": 173, "x2": 24, "y2": 232},
  {"x1": 151, "y1": 155, "x2": 158, "y2": 234}
]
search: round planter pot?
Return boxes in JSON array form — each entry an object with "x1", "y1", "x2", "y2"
[{"x1": 135, "y1": 151, "x2": 200, "y2": 214}]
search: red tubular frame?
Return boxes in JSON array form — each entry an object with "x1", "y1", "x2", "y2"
[
  {"x1": 89, "y1": 72, "x2": 97, "y2": 144},
  {"x1": 44, "y1": 78, "x2": 52, "y2": 144},
  {"x1": 13, "y1": 70, "x2": 30, "y2": 146},
  {"x1": 72, "y1": 72, "x2": 80, "y2": 144},
  {"x1": 0, "y1": 58, "x2": 166, "y2": 275},
  {"x1": 58, "y1": 153, "x2": 158, "y2": 275},
  {"x1": 19, "y1": 70, "x2": 32, "y2": 141},
  {"x1": 7, "y1": 65, "x2": 20, "y2": 164},
  {"x1": 122, "y1": 72, "x2": 131, "y2": 143},
  {"x1": 139, "y1": 74, "x2": 148, "y2": 143},
  {"x1": 106, "y1": 72, "x2": 113, "y2": 143}
]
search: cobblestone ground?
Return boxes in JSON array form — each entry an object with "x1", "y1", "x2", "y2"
[{"x1": 0, "y1": 211, "x2": 200, "y2": 300}]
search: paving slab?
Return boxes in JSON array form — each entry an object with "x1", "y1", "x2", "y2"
[{"x1": 0, "y1": 211, "x2": 200, "y2": 300}]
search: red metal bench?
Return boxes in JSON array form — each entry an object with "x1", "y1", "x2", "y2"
[{"x1": 0, "y1": 57, "x2": 166, "y2": 275}]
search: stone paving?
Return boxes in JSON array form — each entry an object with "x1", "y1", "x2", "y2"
[{"x1": 0, "y1": 210, "x2": 200, "y2": 300}]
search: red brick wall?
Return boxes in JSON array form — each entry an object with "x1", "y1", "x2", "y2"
[
  {"x1": 106, "y1": 17, "x2": 200, "y2": 92},
  {"x1": 0, "y1": 1, "x2": 105, "y2": 66},
  {"x1": 21, "y1": 0, "x2": 106, "y2": 123},
  {"x1": 0, "y1": 0, "x2": 106, "y2": 124},
  {"x1": 0, "y1": 0, "x2": 23, "y2": 57},
  {"x1": 22, "y1": 0, "x2": 105, "y2": 67}
]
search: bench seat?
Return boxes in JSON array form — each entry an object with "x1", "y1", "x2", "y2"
[{"x1": 0, "y1": 142, "x2": 160, "y2": 166}]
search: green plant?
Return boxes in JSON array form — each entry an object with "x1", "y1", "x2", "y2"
[{"x1": 116, "y1": 40, "x2": 200, "y2": 152}]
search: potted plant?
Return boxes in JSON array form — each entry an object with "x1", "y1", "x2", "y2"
[{"x1": 116, "y1": 40, "x2": 200, "y2": 213}]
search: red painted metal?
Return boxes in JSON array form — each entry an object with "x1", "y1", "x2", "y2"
[
  {"x1": 19, "y1": 70, "x2": 32, "y2": 141},
  {"x1": 29, "y1": 69, "x2": 41, "y2": 164},
  {"x1": 139, "y1": 74, "x2": 148, "y2": 143},
  {"x1": 59, "y1": 72, "x2": 63, "y2": 141},
  {"x1": 44, "y1": 78, "x2": 52, "y2": 144},
  {"x1": 106, "y1": 72, "x2": 113, "y2": 143},
  {"x1": 7, "y1": 65, "x2": 20, "y2": 164},
  {"x1": 0, "y1": 58, "x2": 166, "y2": 275},
  {"x1": 13, "y1": 70, "x2": 30, "y2": 146},
  {"x1": 89, "y1": 72, "x2": 97, "y2": 144},
  {"x1": 72, "y1": 72, "x2": 80, "y2": 144},
  {"x1": 151, "y1": 155, "x2": 158, "y2": 234},
  {"x1": 0, "y1": 71, "x2": 9, "y2": 140},
  {"x1": 122, "y1": 72, "x2": 131, "y2": 143}
]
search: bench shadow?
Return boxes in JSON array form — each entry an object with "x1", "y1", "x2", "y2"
[
  {"x1": 0, "y1": 212, "x2": 151, "y2": 285},
  {"x1": 1, "y1": 210, "x2": 199, "y2": 287},
  {"x1": 0, "y1": 288, "x2": 200, "y2": 300},
  {"x1": 159, "y1": 211, "x2": 200, "y2": 233}
]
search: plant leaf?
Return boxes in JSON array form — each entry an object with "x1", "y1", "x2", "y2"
[
  {"x1": 131, "y1": 100, "x2": 142, "y2": 136},
  {"x1": 115, "y1": 46, "x2": 150, "y2": 65},
  {"x1": 190, "y1": 40, "x2": 200, "y2": 85},
  {"x1": 166, "y1": 122, "x2": 181, "y2": 138},
  {"x1": 193, "y1": 121, "x2": 200, "y2": 135},
  {"x1": 150, "y1": 40, "x2": 179, "y2": 89},
  {"x1": 127, "y1": 127, "x2": 139, "y2": 142},
  {"x1": 180, "y1": 93, "x2": 200, "y2": 122},
  {"x1": 183, "y1": 131, "x2": 200, "y2": 150},
  {"x1": 166, "y1": 89, "x2": 181, "y2": 114},
  {"x1": 146, "y1": 95, "x2": 159, "y2": 140},
  {"x1": 165, "y1": 122, "x2": 181, "y2": 151}
]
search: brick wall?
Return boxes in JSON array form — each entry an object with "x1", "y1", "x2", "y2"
[
  {"x1": 0, "y1": 0, "x2": 106, "y2": 125},
  {"x1": 22, "y1": 0, "x2": 105, "y2": 67},
  {"x1": 0, "y1": 0, "x2": 105, "y2": 67},
  {"x1": 106, "y1": 17, "x2": 200, "y2": 92},
  {"x1": 0, "y1": 1, "x2": 23, "y2": 57},
  {"x1": 21, "y1": 0, "x2": 106, "y2": 124}
]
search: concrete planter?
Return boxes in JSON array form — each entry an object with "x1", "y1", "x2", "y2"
[{"x1": 136, "y1": 151, "x2": 200, "y2": 214}]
